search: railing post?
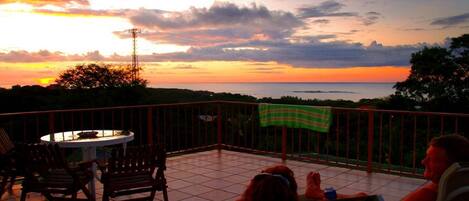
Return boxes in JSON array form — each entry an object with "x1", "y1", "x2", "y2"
[
  {"x1": 282, "y1": 126, "x2": 287, "y2": 161},
  {"x1": 367, "y1": 110, "x2": 374, "y2": 173},
  {"x1": 147, "y1": 107, "x2": 153, "y2": 145},
  {"x1": 217, "y1": 103, "x2": 222, "y2": 151},
  {"x1": 49, "y1": 113, "x2": 55, "y2": 142}
]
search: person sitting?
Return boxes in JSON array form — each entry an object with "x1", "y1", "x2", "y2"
[
  {"x1": 402, "y1": 134, "x2": 469, "y2": 201},
  {"x1": 304, "y1": 134, "x2": 469, "y2": 201}
]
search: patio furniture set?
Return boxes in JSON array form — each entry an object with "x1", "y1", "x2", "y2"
[{"x1": 0, "y1": 128, "x2": 169, "y2": 201}]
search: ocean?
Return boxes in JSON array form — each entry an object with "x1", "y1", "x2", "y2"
[{"x1": 151, "y1": 82, "x2": 396, "y2": 101}]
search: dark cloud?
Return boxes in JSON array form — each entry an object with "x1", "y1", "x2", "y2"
[
  {"x1": 0, "y1": 0, "x2": 88, "y2": 7},
  {"x1": 2, "y1": 39, "x2": 420, "y2": 68},
  {"x1": 121, "y1": 3, "x2": 302, "y2": 46},
  {"x1": 172, "y1": 64, "x2": 198, "y2": 69},
  {"x1": 362, "y1": 11, "x2": 381, "y2": 26},
  {"x1": 249, "y1": 62, "x2": 271, "y2": 66},
  {"x1": 298, "y1": 1, "x2": 381, "y2": 26},
  {"x1": 0, "y1": 50, "x2": 111, "y2": 62},
  {"x1": 401, "y1": 28, "x2": 426, "y2": 31},
  {"x1": 311, "y1": 19, "x2": 330, "y2": 24},
  {"x1": 136, "y1": 39, "x2": 420, "y2": 68},
  {"x1": 431, "y1": 12, "x2": 469, "y2": 27},
  {"x1": 252, "y1": 67, "x2": 283, "y2": 71},
  {"x1": 116, "y1": 27, "x2": 279, "y2": 46},
  {"x1": 290, "y1": 34, "x2": 337, "y2": 43},
  {"x1": 297, "y1": 0, "x2": 358, "y2": 18},
  {"x1": 0, "y1": 50, "x2": 65, "y2": 62},
  {"x1": 366, "y1": 12, "x2": 380, "y2": 16},
  {"x1": 129, "y1": 3, "x2": 300, "y2": 29},
  {"x1": 320, "y1": 30, "x2": 359, "y2": 36}
]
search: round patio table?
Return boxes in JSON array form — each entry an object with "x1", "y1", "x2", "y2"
[{"x1": 40, "y1": 130, "x2": 134, "y2": 199}]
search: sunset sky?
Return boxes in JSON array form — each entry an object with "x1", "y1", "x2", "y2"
[{"x1": 0, "y1": 0, "x2": 468, "y2": 87}]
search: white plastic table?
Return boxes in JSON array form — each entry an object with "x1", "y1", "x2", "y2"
[{"x1": 40, "y1": 130, "x2": 134, "y2": 199}]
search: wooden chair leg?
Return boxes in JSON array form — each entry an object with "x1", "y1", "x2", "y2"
[
  {"x1": 20, "y1": 188, "x2": 27, "y2": 201},
  {"x1": 0, "y1": 175, "x2": 8, "y2": 198},
  {"x1": 9, "y1": 175, "x2": 16, "y2": 193},
  {"x1": 149, "y1": 189, "x2": 156, "y2": 201},
  {"x1": 162, "y1": 187, "x2": 169, "y2": 201}
]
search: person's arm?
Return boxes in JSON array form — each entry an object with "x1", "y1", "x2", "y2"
[{"x1": 401, "y1": 183, "x2": 437, "y2": 201}]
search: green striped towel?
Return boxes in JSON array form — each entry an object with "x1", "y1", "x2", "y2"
[{"x1": 258, "y1": 103, "x2": 332, "y2": 133}]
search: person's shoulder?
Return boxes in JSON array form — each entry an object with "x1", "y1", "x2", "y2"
[{"x1": 401, "y1": 183, "x2": 437, "y2": 201}]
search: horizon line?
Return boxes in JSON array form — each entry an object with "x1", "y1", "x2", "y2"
[{"x1": 150, "y1": 81, "x2": 397, "y2": 84}]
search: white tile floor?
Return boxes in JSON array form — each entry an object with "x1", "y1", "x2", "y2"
[{"x1": 1, "y1": 150, "x2": 427, "y2": 201}]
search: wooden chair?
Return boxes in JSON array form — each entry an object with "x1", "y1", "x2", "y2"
[
  {"x1": 436, "y1": 162, "x2": 469, "y2": 201},
  {"x1": 20, "y1": 143, "x2": 95, "y2": 201},
  {"x1": 98, "y1": 145, "x2": 168, "y2": 201},
  {"x1": 0, "y1": 128, "x2": 18, "y2": 198}
]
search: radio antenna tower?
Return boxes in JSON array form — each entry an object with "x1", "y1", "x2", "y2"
[{"x1": 128, "y1": 28, "x2": 141, "y2": 83}]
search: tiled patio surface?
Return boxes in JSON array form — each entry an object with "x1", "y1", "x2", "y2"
[{"x1": 1, "y1": 150, "x2": 427, "y2": 201}]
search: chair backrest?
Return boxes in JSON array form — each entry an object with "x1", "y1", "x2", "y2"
[
  {"x1": 107, "y1": 145, "x2": 166, "y2": 175},
  {"x1": 21, "y1": 143, "x2": 67, "y2": 175},
  {"x1": 436, "y1": 162, "x2": 469, "y2": 201},
  {"x1": 0, "y1": 128, "x2": 15, "y2": 155}
]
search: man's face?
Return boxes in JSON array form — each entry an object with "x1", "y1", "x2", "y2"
[{"x1": 421, "y1": 145, "x2": 450, "y2": 183}]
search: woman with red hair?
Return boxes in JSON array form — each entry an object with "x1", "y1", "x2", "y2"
[{"x1": 237, "y1": 165, "x2": 299, "y2": 201}]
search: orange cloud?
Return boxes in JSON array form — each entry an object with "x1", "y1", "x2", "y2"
[
  {"x1": 0, "y1": 0, "x2": 89, "y2": 7},
  {"x1": 32, "y1": 8, "x2": 123, "y2": 17}
]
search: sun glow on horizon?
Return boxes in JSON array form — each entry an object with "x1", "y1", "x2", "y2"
[
  {"x1": 37, "y1": 77, "x2": 55, "y2": 85},
  {"x1": 0, "y1": 61, "x2": 410, "y2": 88}
]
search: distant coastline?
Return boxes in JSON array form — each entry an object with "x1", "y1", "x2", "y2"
[
  {"x1": 152, "y1": 82, "x2": 396, "y2": 101},
  {"x1": 292, "y1": 90, "x2": 357, "y2": 94}
]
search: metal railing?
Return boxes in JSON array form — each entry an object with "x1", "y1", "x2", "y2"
[{"x1": 1, "y1": 101, "x2": 467, "y2": 177}]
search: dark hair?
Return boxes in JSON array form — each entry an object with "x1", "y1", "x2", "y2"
[
  {"x1": 237, "y1": 165, "x2": 298, "y2": 201},
  {"x1": 430, "y1": 134, "x2": 469, "y2": 164}
]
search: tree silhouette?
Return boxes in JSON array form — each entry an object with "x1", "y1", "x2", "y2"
[
  {"x1": 394, "y1": 34, "x2": 468, "y2": 111},
  {"x1": 54, "y1": 63, "x2": 147, "y2": 89}
]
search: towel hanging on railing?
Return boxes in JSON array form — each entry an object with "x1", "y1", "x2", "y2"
[{"x1": 258, "y1": 103, "x2": 332, "y2": 133}]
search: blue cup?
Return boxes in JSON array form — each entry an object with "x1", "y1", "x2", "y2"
[{"x1": 324, "y1": 187, "x2": 337, "y2": 201}]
